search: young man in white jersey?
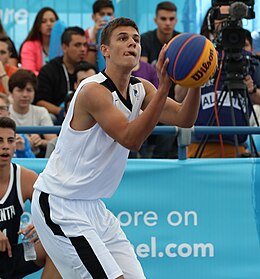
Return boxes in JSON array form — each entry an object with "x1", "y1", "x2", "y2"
[{"x1": 32, "y1": 17, "x2": 201, "y2": 278}]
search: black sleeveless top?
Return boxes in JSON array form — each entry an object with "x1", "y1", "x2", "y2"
[{"x1": 0, "y1": 163, "x2": 24, "y2": 245}]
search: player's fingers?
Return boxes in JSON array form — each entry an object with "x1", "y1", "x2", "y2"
[{"x1": 6, "y1": 241, "x2": 12, "y2": 258}]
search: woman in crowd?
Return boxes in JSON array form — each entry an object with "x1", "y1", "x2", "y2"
[{"x1": 20, "y1": 7, "x2": 59, "y2": 75}]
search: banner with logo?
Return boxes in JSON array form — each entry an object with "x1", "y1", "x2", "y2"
[{"x1": 14, "y1": 158, "x2": 260, "y2": 279}]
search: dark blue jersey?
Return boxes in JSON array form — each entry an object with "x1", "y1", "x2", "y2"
[
  {"x1": 0, "y1": 163, "x2": 24, "y2": 245},
  {"x1": 193, "y1": 50, "x2": 255, "y2": 145}
]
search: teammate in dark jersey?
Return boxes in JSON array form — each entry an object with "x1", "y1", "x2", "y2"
[{"x1": 0, "y1": 117, "x2": 61, "y2": 278}]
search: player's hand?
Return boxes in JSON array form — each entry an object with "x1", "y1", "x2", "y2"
[
  {"x1": 0, "y1": 230, "x2": 12, "y2": 257},
  {"x1": 156, "y1": 44, "x2": 172, "y2": 95},
  {"x1": 18, "y1": 223, "x2": 39, "y2": 244}
]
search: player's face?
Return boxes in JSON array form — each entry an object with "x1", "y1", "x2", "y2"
[
  {"x1": 40, "y1": 10, "x2": 57, "y2": 37},
  {"x1": 0, "y1": 128, "x2": 16, "y2": 165},
  {"x1": 103, "y1": 26, "x2": 141, "y2": 69},
  {"x1": 155, "y1": 10, "x2": 177, "y2": 36},
  {"x1": 63, "y1": 35, "x2": 87, "y2": 64}
]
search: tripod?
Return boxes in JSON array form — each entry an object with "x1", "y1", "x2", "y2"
[{"x1": 193, "y1": 73, "x2": 259, "y2": 158}]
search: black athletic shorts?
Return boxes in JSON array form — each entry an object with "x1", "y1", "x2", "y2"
[{"x1": 0, "y1": 243, "x2": 42, "y2": 279}]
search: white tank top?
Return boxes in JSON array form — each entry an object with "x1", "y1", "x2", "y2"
[{"x1": 34, "y1": 72, "x2": 145, "y2": 200}]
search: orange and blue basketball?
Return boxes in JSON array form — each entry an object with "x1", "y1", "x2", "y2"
[{"x1": 166, "y1": 33, "x2": 218, "y2": 87}]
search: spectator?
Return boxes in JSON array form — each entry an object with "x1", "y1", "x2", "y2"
[
  {"x1": 0, "y1": 37, "x2": 18, "y2": 95},
  {"x1": 20, "y1": 7, "x2": 59, "y2": 75},
  {"x1": 140, "y1": 1, "x2": 180, "y2": 65},
  {"x1": 34, "y1": 26, "x2": 87, "y2": 125},
  {"x1": 132, "y1": 60, "x2": 159, "y2": 88},
  {"x1": 175, "y1": 9, "x2": 260, "y2": 158},
  {"x1": 45, "y1": 61, "x2": 97, "y2": 158},
  {"x1": 140, "y1": 1, "x2": 180, "y2": 158},
  {"x1": 73, "y1": 61, "x2": 97, "y2": 90},
  {"x1": 8, "y1": 69, "x2": 56, "y2": 157},
  {"x1": 132, "y1": 60, "x2": 159, "y2": 157},
  {"x1": 0, "y1": 92, "x2": 35, "y2": 158},
  {"x1": 85, "y1": 0, "x2": 115, "y2": 67},
  {"x1": 0, "y1": 19, "x2": 19, "y2": 67},
  {"x1": 0, "y1": 117, "x2": 61, "y2": 278}
]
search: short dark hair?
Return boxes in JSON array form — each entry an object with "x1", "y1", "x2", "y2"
[
  {"x1": 9, "y1": 69, "x2": 38, "y2": 93},
  {"x1": 93, "y1": 0, "x2": 114, "y2": 14},
  {"x1": 61, "y1": 26, "x2": 85, "y2": 45},
  {"x1": 156, "y1": 1, "x2": 177, "y2": 15},
  {"x1": 101, "y1": 17, "x2": 139, "y2": 45},
  {"x1": 0, "y1": 116, "x2": 16, "y2": 132},
  {"x1": 74, "y1": 61, "x2": 97, "y2": 77}
]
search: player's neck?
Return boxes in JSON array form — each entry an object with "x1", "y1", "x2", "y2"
[{"x1": 104, "y1": 68, "x2": 131, "y2": 98}]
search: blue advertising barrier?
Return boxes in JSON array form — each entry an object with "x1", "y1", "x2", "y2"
[{"x1": 14, "y1": 158, "x2": 260, "y2": 279}]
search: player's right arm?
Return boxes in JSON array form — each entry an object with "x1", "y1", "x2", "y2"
[
  {"x1": 0, "y1": 230, "x2": 12, "y2": 257},
  {"x1": 72, "y1": 46, "x2": 171, "y2": 151}
]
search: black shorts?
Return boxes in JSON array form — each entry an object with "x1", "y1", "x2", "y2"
[{"x1": 0, "y1": 243, "x2": 42, "y2": 279}]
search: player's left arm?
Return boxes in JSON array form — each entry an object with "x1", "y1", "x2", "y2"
[{"x1": 142, "y1": 79, "x2": 201, "y2": 127}]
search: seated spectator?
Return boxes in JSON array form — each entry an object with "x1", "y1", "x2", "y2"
[
  {"x1": 85, "y1": 0, "x2": 115, "y2": 68},
  {"x1": 20, "y1": 7, "x2": 59, "y2": 75},
  {"x1": 74, "y1": 61, "x2": 97, "y2": 89},
  {"x1": 0, "y1": 92, "x2": 35, "y2": 158},
  {"x1": 34, "y1": 26, "x2": 87, "y2": 124},
  {"x1": 132, "y1": 60, "x2": 159, "y2": 92},
  {"x1": 8, "y1": 69, "x2": 56, "y2": 157},
  {"x1": 0, "y1": 117, "x2": 61, "y2": 279},
  {"x1": 0, "y1": 19, "x2": 19, "y2": 66},
  {"x1": 0, "y1": 37, "x2": 18, "y2": 94}
]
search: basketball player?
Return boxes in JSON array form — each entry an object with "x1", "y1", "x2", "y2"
[
  {"x1": 32, "y1": 17, "x2": 201, "y2": 278},
  {"x1": 0, "y1": 117, "x2": 61, "y2": 278}
]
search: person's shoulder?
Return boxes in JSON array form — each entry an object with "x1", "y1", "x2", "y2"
[
  {"x1": 141, "y1": 29, "x2": 156, "y2": 39},
  {"x1": 5, "y1": 64, "x2": 18, "y2": 75},
  {"x1": 39, "y1": 56, "x2": 63, "y2": 74},
  {"x1": 21, "y1": 40, "x2": 41, "y2": 49},
  {"x1": 19, "y1": 164, "x2": 38, "y2": 188},
  {"x1": 30, "y1": 104, "x2": 50, "y2": 115}
]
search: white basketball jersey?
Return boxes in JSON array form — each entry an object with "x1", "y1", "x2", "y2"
[{"x1": 34, "y1": 72, "x2": 145, "y2": 200}]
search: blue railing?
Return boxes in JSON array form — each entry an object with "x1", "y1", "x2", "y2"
[{"x1": 17, "y1": 126, "x2": 260, "y2": 160}]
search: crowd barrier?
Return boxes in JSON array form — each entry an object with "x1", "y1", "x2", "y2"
[
  {"x1": 17, "y1": 125, "x2": 260, "y2": 159},
  {"x1": 14, "y1": 157, "x2": 260, "y2": 279}
]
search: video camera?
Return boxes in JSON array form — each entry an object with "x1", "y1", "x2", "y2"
[{"x1": 211, "y1": 0, "x2": 256, "y2": 90}]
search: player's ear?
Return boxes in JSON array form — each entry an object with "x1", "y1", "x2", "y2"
[{"x1": 100, "y1": 44, "x2": 110, "y2": 58}]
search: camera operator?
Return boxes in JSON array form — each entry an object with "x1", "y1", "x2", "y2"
[{"x1": 175, "y1": 4, "x2": 260, "y2": 158}]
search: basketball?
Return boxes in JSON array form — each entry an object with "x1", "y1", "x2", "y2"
[{"x1": 166, "y1": 33, "x2": 218, "y2": 88}]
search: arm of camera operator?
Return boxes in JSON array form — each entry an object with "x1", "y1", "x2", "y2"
[{"x1": 245, "y1": 75, "x2": 260, "y2": 105}]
